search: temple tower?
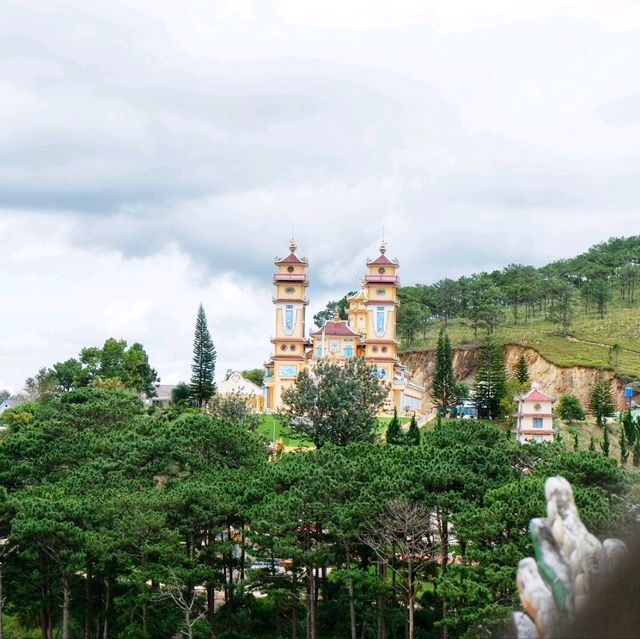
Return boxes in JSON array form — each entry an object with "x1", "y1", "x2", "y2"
[
  {"x1": 264, "y1": 240, "x2": 309, "y2": 410},
  {"x1": 362, "y1": 241, "x2": 400, "y2": 371}
]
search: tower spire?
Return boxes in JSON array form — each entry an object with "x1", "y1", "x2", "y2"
[{"x1": 289, "y1": 237, "x2": 297, "y2": 254}]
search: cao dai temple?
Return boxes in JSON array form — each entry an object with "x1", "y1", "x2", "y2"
[{"x1": 264, "y1": 240, "x2": 424, "y2": 414}]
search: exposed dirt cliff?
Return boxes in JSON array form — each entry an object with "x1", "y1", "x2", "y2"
[{"x1": 400, "y1": 343, "x2": 629, "y2": 410}]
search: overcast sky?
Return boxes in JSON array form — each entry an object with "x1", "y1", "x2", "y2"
[{"x1": 2, "y1": 0, "x2": 640, "y2": 392}]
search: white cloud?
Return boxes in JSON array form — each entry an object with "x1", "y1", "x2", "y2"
[
  {"x1": 0, "y1": 214, "x2": 275, "y2": 388},
  {"x1": 1, "y1": 0, "x2": 640, "y2": 388},
  {"x1": 273, "y1": 0, "x2": 640, "y2": 32}
]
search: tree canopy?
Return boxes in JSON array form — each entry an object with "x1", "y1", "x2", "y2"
[
  {"x1": 23, "y1": 339, "x2": 159, "y2": 399},
  {"x1": 0, "y1": 386, "x2": 635, "y2": 639},
  {"x1": 279, "y1": 357, "x2": 388, "y2": 447}
]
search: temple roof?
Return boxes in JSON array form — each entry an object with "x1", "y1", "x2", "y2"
[
  {"x1": 366, "y1": 240, "x2": 399, "y2": 267},
  {"x1": 310, "y1": 318, "x2": 361, "y2": 337},
  {"x1": 276, "y1": 253, "x2": 307, "y2": 265},
  {"x1": 275, "y1": 239, "x2": 308, "y2": 265},
  {"x1": 521, "y1": 384, "x2": 554, "y2": 402},
  {"x1": 347, "y1": 288, "x2": 368, "y2": 303},
  {"x1": 367, "y1": 254, "x2": 398, "y2": 267}
]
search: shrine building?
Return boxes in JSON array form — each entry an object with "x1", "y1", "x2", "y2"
[
  {"x1": 264, "y1": 240, "x2": 424, "y2": 414},
  {"x1": 513, "y1": 383, "x2": 556, "y2": 443}
]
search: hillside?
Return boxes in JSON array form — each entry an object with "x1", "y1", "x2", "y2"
[
  {"x1": 401, "y1": 343, "x2": 630, "y2": 412},
  {"x1": 400, "y1": 296, "x2": 640, "y2": 378},
  {"x1": 397, "y1": 235, "x2": 640, "y2": 380}
]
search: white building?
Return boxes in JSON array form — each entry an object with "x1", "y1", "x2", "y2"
[
  {"x1": 513, "y1": 383, "x2": 555, "y2": 443},
  {"x1": 145, "y1": 384, "x2": 177, "y2": 408},
  {"x1": 218, "y1": 372, "x2": 264, "y2": 411},
  {"x1": 0, "y1": 397, "x2": 24, "y2": 416}
]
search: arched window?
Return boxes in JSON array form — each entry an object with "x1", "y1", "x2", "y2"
[
  {"x1": 375, "y1": 306, "x2": 386, "y2": 337},
  {"x1": 284, "y1": 304, "x2": 295, "y2": 335}
]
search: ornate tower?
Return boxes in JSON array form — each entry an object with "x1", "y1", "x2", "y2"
[
  {"x1": 359, "y1": 241, "x2": 402, "y2": 410},
  {"x1": 264, "y1": 240, "x2": 310, "y2": 410},
  {"x1": 363, "y1": 241, "x2": 400, "y2": 362}
]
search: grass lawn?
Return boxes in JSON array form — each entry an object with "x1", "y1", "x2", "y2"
[
  {"x1": 257, "y1": 414, "x2": 411, "y2": 448},
  {"x1": 257, "y1": 414, "x2": 313, "y2": 447}
]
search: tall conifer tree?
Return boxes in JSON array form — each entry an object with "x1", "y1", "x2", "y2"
[
  {"x1": 600, "y1": 425, "x2": 610, "y2": 457},
  {"x1": 474, "y1": 336, "x2": 507, "y2": 420},
  {"x1": 515, "y1": 353, "x2": 529, "y2": 384},
  {"x1": 190, "y1": 304, "x2": 216, "y2": 408},
  {"x1": 633, "y1": 418, "x2": 640, "y2": 466},
  {"x1": 589, "y1": 379, "x2": 615, "y2": 426},
  {"x1": 432, "y1": 328, "x2": 458, "y2": 416}
]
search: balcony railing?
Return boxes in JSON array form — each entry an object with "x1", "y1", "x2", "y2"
[
  {"x1": 364, "y1": 275, "x2": 400, "y2": 284},
  {"x1": 274, "y1": 274, "x2": 309, "y2": 283}
]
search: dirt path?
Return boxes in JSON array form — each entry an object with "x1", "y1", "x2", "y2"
[{"x1": 566, "y1": 335, "x2": 640, "y2": 355}]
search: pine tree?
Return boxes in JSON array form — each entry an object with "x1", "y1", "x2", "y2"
[
  {"x1": 620, "y1": 426, "x2": 629, "y2": 464},
  {"x1": 633, "y1": 432, "x2": 640, "y2": 467},
  {"x1": 406, "y1": 414, "x2": 420, "y2": 446},
  {"x1": 474, "y1": 336, "x2": 507, "y2": 420},
  {"x1": 589, "y1": 379, "x2": 615, "y2": 426},
  {"x1": 631, "y1": 414, "x2": 640, "y2": 466},
  {"x1": 568, "y1": 426, "x2": 579, "y2": 451},
  {"x1": 386, "y1": 408, "x2": 402, "y2": 445},
  {"x1": 557, "y1": 394, "x2": 586, "y2": 425},
  {"x1": 431, "y1": 328, "x2": 458, "y2": 416},
  {"x1": 622, "y1": 410, "x2": 636, "y2": 446},
  {"x1": 600, "y1": 425, "x2": 610, "y2": 457},
  {"x1": 515, "y1": 353, "x2": 529, "y2": 384},
  {"x1": 190, "y1": 304, "x2": 216, "y2": 408}
]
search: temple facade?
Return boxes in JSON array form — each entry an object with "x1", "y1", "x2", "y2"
[{"x1": 264, "y1": 241, "x2": 424, "y2": 414}]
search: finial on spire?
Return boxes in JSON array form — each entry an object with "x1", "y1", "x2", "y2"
[
  {"x1": 332, "y1": 307, "x2": 341, "y2": 321},
  {"x1": 289, "y1": 238, "x2": 297, "y2": 254},
  {"x1": 380, "y1": 240, "x2": 387, "y2": 254}
]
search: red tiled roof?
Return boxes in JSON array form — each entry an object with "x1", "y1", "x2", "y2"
[
  {"x1": 310, "y1": 319, "x2": 361, "y2": 337},
  {"x1": 276, "y1": 253, "x2": 306, "y2": 265},
  {"x1": 523, "y1": 387, "x2": 553, "y2": 402},
  {"x1": 367, "y1": 254, "x2": 397, "y2": 266}
]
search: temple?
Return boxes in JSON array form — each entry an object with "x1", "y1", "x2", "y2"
[{"x1": 264, "y1": 241, "x2": 424, "y2": 414}]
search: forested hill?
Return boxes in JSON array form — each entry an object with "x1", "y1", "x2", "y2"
[{"x1": 397, "y1": 236, "x2": 640, "y2": 377}]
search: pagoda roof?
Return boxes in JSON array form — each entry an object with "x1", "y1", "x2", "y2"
[
  {"x1": 276, "y1": 253, "x2": 307, "y2": 265},
  {"x1": 347, "y1": 288, "x2": 368, "y2": 303},
  {"x1": 367, "y1": 254, "x2": 398, "y2": 267},
  {"x1": 310, "y1": 318, "x2": 361, "y2": 337},
  {"x1": 521, "y1": 384, "x2": 554, "y2": 402}
]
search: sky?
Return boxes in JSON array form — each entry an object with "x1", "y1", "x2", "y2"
[{"x1": 2, "y1": 0, "x2": 640, "y2": 392}]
